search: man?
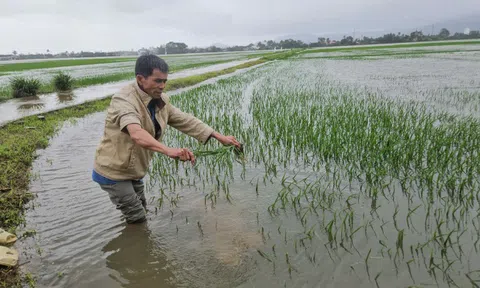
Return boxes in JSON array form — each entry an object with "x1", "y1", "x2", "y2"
[{"x1": 92, "y1": 54, "x2": 241, "y2": 224}]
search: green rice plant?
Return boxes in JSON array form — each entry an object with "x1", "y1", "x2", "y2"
[
  {"x1": 365, "y1": 248, "x2": 372, "y2": 279},
  {"x1": 10, "y1": 76, "x2": 40, "y2": 98},
  {"x1": 142, "y1": 55, "x2": 480, "y2": 286},
  {"x1": 257, "y1": 249, "x2": 273, "y2": 262},
  {"x1": 53, "y1": 71, "x2": 74, "y2": 91}
]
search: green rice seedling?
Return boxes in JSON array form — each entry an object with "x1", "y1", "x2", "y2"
[
  {"x1": 257, "y1": 249, "x2": 273, "y2": 263},
  {"x1": 375, "y1": 271, "x2": 382, "y2": 288},
  {"x1": 406, "y1": 205, "x2": 421, "y2": 230},
  {"x1": 365, "y1": 248, "x2": 372, "y2": 279},
  {"x1": 407, "y1": 259, "x2": 416, "y2": 283},
  {"x1": 465, "y1": 271, "x2": 480, "y2": 288},
  {"x1": 197, "y1": 221, "x2": 204, "y2": 237},
  {"x1": 139, "y1": 54, "x2": 480, "y2": 286},
  {"x1": 10, "y1": 76, "x2": 40, "y2": 98},
  {"x1": 396, "y1": 230, "x2": 405, "y2": 258},
  {"x1": 53, "y1": 71, "x2": 74, "y2": 91}
]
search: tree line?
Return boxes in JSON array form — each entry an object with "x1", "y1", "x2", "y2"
[
  {"x1": 2, "y1": 27, "x2": 479, "y2": 60},
  {"x1": 138, "y1": 28, "x2": 480, "y2": 54}
]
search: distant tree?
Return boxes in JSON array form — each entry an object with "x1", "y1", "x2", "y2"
[
  {"x1": 340, "y1": 36, "x2": 354, "y2": 45},
  {"x1": 165, "y1": 42, "x2": 188, "y2": 54},
  {"x1": 470, "y1": 30, "x2": 480, "y2": 37},
  {"x1": 266, "y1": 40, "x2": 275, "y2": 49},
  {"x1": 410, "y1": 30, "x2": 424, "y2": 41},
  {"x1": 439, "y1": 28, "x2": 450, "y2": 38},
  {"x1": 257, "y1": 41, "x2": 267, "y2": 50},
  {"x1": 12, "y1": 50, "x2": 17, "y2": 56},
  {"x1": 318, "y1": 37, "x2": 327, "y2": 46}
]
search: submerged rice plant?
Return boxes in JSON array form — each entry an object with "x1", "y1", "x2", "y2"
[{"x1": 148, "y1": 56, "x2": 480, "y2": 287}]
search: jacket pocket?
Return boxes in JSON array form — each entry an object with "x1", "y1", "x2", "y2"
[{"x1": 99, "y1": 129, "x2": 133, "y2": 170}]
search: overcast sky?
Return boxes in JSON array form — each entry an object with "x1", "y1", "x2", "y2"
[{"x1": 0, "y1": 0, "x2": 479, "y2": 54}]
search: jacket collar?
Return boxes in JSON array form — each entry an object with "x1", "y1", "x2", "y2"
[{"x1": 134, "y1": 80, "x2": 166, "y2": 109}]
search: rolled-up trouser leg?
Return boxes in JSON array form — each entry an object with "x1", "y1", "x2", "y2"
[{"x1": 100, "y1": 181, "x2": 146, "y2": 224}]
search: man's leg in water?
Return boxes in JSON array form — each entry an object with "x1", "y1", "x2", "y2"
[{"x1": 100, "y1": 181, "x2": 146, "y2": 224}]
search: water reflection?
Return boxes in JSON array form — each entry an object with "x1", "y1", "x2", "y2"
[
  {"x1": 57, "y1": 91, "x2": 75, "y2": 103},
  {"x1": 102, "y1": 222, "x2": 177, "y2": 288},
  {"x1": 17, "y1": 95, "x2": 41, "y2": 102},
  {"x1": 17, "y1": 102, "x2": 45, "y2": 110}
]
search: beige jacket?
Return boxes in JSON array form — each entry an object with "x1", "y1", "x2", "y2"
[{"x1": 94, "y1": 81, "x2": 214, "y2": 180}]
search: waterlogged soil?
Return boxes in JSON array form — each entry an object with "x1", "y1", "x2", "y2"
[
  {"x1": 17, "y1": 112, "x2": 412, "y2": 288},
  {"x1": 0, "y1": 59, "x2": 260, "y2": 127},
  {"x1": 301, "y1": 44, "x2": 480, "y2": 58},
  {"x1": 15, "y1": 53, "x2": 480, "y2": 287},
  {"x1": 0, "y1": 51, "x2": 263, "y2": 86},
  {"x1": 319, "y1": 56, "x2": 480, "y2": 117},
  {"x1": 17, "y1": 112, "x2": 268, "y2": 288}
]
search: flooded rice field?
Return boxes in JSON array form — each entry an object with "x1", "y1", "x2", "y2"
[
  {"x1": 0, "y1": 51, "x2": 263, "y2": 87},
  {"x1": 17, "y1": 49, "x2": 480, "y2": 287},
  {"x1": 301, "y1": 44, "x2": 480, "y2": 59},
  {"x1": 317, "y1": 56, "x2": 480, "y2": 117},
  {"x1": 0, "y1": 59, "x2": 260, "y2": 127}
]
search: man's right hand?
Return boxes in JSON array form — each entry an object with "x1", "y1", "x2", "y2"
[
  {"x1": 126, "y1": 124, "x2": 195, "y2": 164},
  {"x1": 166, "y1": 148, "x2": 195, "y2": 165}
]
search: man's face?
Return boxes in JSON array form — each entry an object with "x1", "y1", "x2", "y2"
[{"x1": 137, "y1": 68, "x2": 168, "y2": 98}]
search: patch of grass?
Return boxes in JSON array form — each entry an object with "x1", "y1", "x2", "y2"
[
  {"x1": 0, "y1": 58, "x2": 266, "y2": 287},
  {"x1": 53, "y1": 72, "x2": 74, "y2": 91},
  {"x1": 0, "y1": 87, "x2": 10, "y2": 102},
  {"x1": 10, "y1": 77, "x2": 40, "y2": 98}
]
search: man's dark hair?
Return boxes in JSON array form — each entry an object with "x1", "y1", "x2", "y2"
[{"x1": 135, "y1": 54, "x2": 169, "y2": 78}]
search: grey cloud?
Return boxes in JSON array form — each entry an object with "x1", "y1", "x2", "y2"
[{"x1": 0, "y1": 0, "x2": 479, "y2": 54}]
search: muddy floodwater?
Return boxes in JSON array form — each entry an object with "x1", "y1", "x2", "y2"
[
  {"x1": 17, "y1": 111, "x2": 278, "y2": 288},
  {"x1": 15, "y1": 48, "x2": 480, "y2": 288}
]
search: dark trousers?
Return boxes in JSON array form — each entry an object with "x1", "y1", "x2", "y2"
[{"x1": 99, "y1": 180, "x2": 147, "y2": 224}]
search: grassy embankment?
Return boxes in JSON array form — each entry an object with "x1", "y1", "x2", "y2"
[{"x1": 0, "y1": 53, "x2": 289, "y2": 287}]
